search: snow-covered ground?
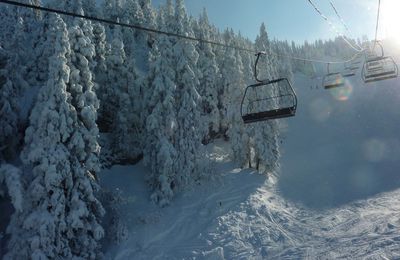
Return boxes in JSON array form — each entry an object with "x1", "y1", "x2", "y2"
[
  {"x1": 99, "y1": 45, "x2": 400, "y2": 259},
  {"x1": 100, "y1": 142, "x2": 400, "y2": 259}
]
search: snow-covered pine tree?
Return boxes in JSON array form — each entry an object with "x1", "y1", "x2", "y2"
[
  {"x1": 0, "y1": 4, "x2": 17, "y2": 49},
  {"x1": 171, "y1": 0, "x2": 205, "y2": 188},
  {"x1": 92, "y1": 22, "x2": 108, "y2": 91},
  {"x1": 66, "y1": 14, "x2": 105, "y2": 258},
  {"x1": 102, "y1": 0, "x2": 123, "y2": 36},
  {"x1": 219, "y1": 29, "x2": 238, "y2": 135},
  {"x1": 7, "y1": 14, "x2": 103, "y2": 259},
  {"x1": 121, "y1": 0, "x2": 144, "y2": 57},
  {"x1": 252, "y1": 23, "x2": 281, "y2": 173},
  {"x1": 140, "y1": 0, "x2": 156, "y2": 47},
  {"x1": 143, "y1": 9, "x2": 178, "y2": 206},
  {"x1": 195, "y1": 8, "x2": 221, "y2": 143},
  {"x1": 33, "y1": 12, "x2": 54, "y2": 83},
  {"x1": 106, "y1": 26, "x2": 141, "y2": 161},
  {"x1": 120, "y1": 0, "x2": 146, "y2": 145},
  {"x1": 7, "y1": 16, "x2": 30, "y2": 92},
  {"x1": 0, "y1": 78, "x2": 19, "y2": 162},
  {"x1": 236, "y1": 33, "x2": 255, "y2": 86},
  {"x1": 0, "y1": 15, "x2": 31, "y2": 161},
  {"x1": 218, "y1": 30, "x2": 251, "y2": 167},
  {"x1": 0, "y1": 164, "x2": 24, "y2": 213},
  {"x1": 12, "y1": 0, "x2": 44, "y2": 86},
  {"x1": 82, "y1": 0, "x2": 98, "y2": 17},
  {"x1": 164, "y1": 0, "x2": 174, "y2": 28},
  {"x1": 0, "y1": 46, "x2": 20, "y2": 162},
  {"x1": 271, "y1": 40, "x2": 293, "y2": 80}
]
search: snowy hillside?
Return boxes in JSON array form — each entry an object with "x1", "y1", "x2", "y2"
[
  {"x1": 99, "y1": 47, "x2": 400, "y2": 258},
  {"x1": 1, "y1": 0, "x2": 400, "y2": 259},
  {"x1": 101, "y1": 133, "x2": 400, "y2": 259}
]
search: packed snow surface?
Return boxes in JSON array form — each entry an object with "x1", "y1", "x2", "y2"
[
  {"x1": 100, "y1": 49, "x2": 400, "y2": 259},
  {"x1": 101, "y1": 155, "x2": 400, "y2": 259}
]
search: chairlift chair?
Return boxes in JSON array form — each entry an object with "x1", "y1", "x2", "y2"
[
  {"x1": 362, "y1": 56, "x2": 398, "y2": 83},
  {"x1": 323, "y1": 63, "x2": 345, "y2": 89},
  {"x1": 362, "y1": 41, "x2": 398, "y2": 83},
  {"x1": 241, "y1": 52, "x2": 297, "y2": 124}
]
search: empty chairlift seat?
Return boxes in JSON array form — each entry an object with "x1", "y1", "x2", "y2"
[
  {"x1": 323, "y1": 72, "x2": 345, "y2": 89},
  {"x1": 362, "y1": 56, "x2": 398, "y2": 83},
  {"x1": 241, "y1": 78, "x2": 297, "y2": 124}
]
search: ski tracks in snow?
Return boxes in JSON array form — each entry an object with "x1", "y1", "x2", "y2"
[
  {"x1": 104, "y1": 157, "x2": 400, "y2": 259},
  {"x1": 204, "y1": 181, "x2": 400, "y2": 259}
]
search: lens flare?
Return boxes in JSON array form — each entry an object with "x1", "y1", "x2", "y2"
[{"x1": 329, "y1": 80, "x2": 353, "y2": 101}]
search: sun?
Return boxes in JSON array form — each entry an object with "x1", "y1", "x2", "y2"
[{"x1": 379, "y1": 0, "x2": 400, "y2": 43}]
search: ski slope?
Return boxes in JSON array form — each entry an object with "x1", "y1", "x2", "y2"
[{"x1": 101, "y1": 46, "x2": 400, "y2": 259}]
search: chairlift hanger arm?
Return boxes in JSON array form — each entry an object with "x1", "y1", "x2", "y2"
[
  {"x1": 254, "y1": 52, "x2": 269, "y2": 83},
  {"x1": 371, "y1": 40, "x2": 384, "y2": 57}
]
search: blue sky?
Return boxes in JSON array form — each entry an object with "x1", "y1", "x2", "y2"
[{"x1": 153, "y1": 0, "x2": 380, "y2": 44}]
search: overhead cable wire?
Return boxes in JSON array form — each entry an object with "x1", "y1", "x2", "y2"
[
  {"x1": 271, "y1": 51, "x2": 361, "y2": 65},
  {"x1": 373, "y1": 0, "x2": 381, "y2": 50},
  {"x1": 0, "y1": 0, "x2": 360, "y2": 65},
  {"x1": 306, "y1": 0, "x2": 363, "y2": 52},
  {"x1": 0, "y1": 0, "x2": 256, "y2": 53},
  {"x1": 329, "y1": 0, "x2": 363, "y2": 50}
]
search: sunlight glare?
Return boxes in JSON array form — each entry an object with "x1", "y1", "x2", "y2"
[{"x1": 380, "y1": 0, "x2": 400, "y2": 43}]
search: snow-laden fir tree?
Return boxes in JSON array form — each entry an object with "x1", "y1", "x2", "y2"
[
  {"x1": 82, "y1": 0, "x2": 98, "y2": 17},
  {"x1": 231, "y1": 50, "x2": 252, "y2": 168},
  {"x1": 6, "y1": 14, "x2": 104, "y2": 259},
  {"x1": 0, "y1": 47, "x2": 20, "y2": 162},
  {"x1": 219, "y1": 30, "x2": 251, "y2": 167},
  {"x1": 67, "y1": 14, "x2": 106, "y2": 258},
  {"x1": 195, "y1": 8, "x2": 221, "y2": 143},
  {"x1": 236, "y1": 33, "x2": 255, "y2": 86},
  {"x1": 121, "y1": 0, "x2": 144, "y2": 57},
  {"x1": 171, "y1": 0, "x2": 206, "y2": 188},
  {"x1": 252, "y1": 23, "x2": 281, "y2": 173},
  {"x1": 120, "y1": 0, "x2": 146, "y2": 144},
  {"x1": 127, "y1": 0, "x2": 155, "y2": 73},
  {"x1": 0, "y1": 164, "x2": 24, "y2": 213},
  {"x1": 33, "y1": 12, "x2": 55, "y2": 83},
  {"x1": 139, "y1": 0, "x2": 156, "y2": 46},
  {"x1": 0, "y1": 5, "x2": 17, "y2": 49},
  {"x1": 102, "y1": 0, "x2": 123, "y2": 36},
  {"x1": 102, "y1": 0, "x2": 122, "y2": 21},
  {"x1": 7, "y1": 16, "x2": 30, "y2": 91},
  {"x1": 10, "y1": 0, "x2": 44, "y2": 86},
  {"x1": 98, "y1": 36, "x2": 119, "y2": 131},
  {"x1": 0, "y1": 15, "x2": 31, "y2": 161},
  {"x1": 219, "y1": 29, "x2": 238, "y2": 135},
  {"x1": 143, "y1": 9, "x2": 178, "y2": 206},
  {"x1": 92, "y1": 22, "x2": 108, "y2": 91},
  {"x1": 105, "y1": 26, "x2": 141, "y2": 161},
  {"x1": 271, "y1": 39, "x2": 293, "y2": 80}
]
